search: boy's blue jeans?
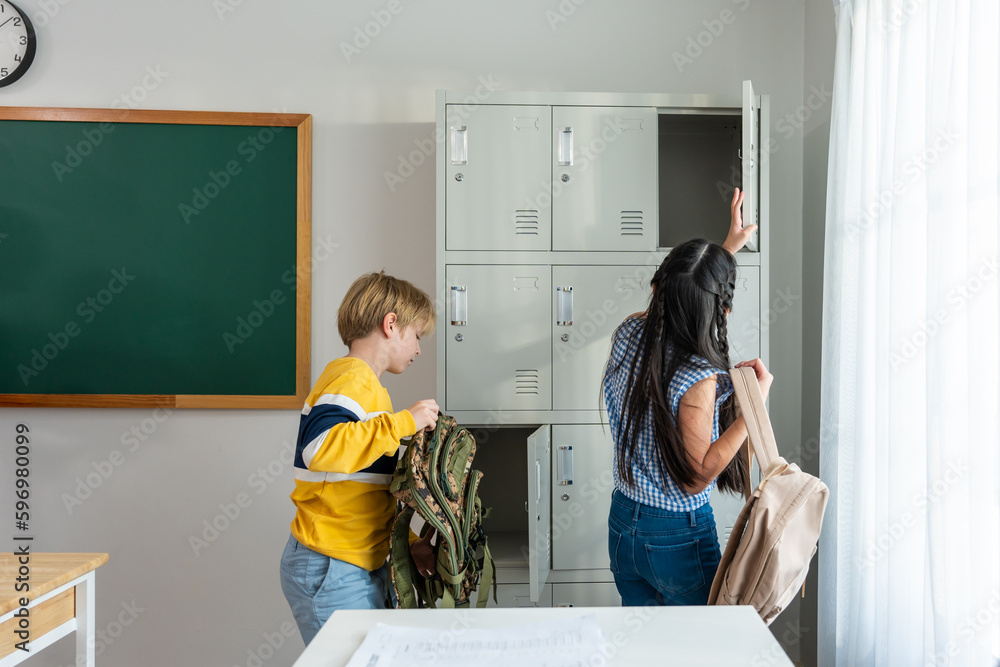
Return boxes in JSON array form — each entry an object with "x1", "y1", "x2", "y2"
[
  {"x1": 608, "y1": 489, "x2": 722, "y2": 606},
  {"x1": 279, "y1": 534, "x2": 393, "y2": 645}
]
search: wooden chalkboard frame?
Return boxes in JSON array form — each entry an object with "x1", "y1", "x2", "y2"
[{"x1": 0, "y1": 107, "x2": 312, "y2": 409}]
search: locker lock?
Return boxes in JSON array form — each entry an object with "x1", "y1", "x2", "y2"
[
  {"x1": 455, "y1": 333, "x2": 464, "y2": 342},
  {"x1": 560, "y1": 334, "x2": 569, "y2": 342},
  {"x1": 454, "y1": 173, "x2": 464, "y2": 182},
  {"x1": 561, "y1": 493, "x2": 570, "y2": 501},
  {"x1": 560, "y1": 173, "x2": 570, "y2": 182}
]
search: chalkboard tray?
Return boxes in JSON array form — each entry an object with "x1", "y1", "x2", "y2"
[{"x1": 0, "y1": 107, "x2": 311, "y2": 408}]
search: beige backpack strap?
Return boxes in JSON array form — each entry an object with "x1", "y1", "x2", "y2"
[
  {"x1": 729, "y1": 367, "x2": 780, "y2": 470},
  {"x1": 708, "y1": 490, "x2": 757, "y2": 605}
]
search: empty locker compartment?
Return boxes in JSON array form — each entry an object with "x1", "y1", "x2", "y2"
[
  {"x1": 445, "y1": 105, "x2": 551, "y2": 251},
  {"x1": 657, "y1": 113, "x2": 742, "y2": 249},
  {"x1": 473, "y1": 426, "x2": 552, "y2": 603},
  {"x1": 551, "y1": 106, "x2": 658, "y2": 251},
  {"x1": 658, "y1": 81, "x2": 760, "y2": 251},
  {"x1": 446, "y1": 265, "x2": 551, "y2": 412},
  {"x1": 552, "y1": 266, "x2": 655, "y2": 411}
]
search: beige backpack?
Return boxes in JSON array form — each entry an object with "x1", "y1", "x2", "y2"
[{"x1": 708, "y1": 366, "x2": 829, "y2": 625}]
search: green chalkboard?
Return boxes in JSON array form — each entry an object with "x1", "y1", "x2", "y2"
[{"x1": 0, "y1": 108, "x2": 312, "y2": 408}]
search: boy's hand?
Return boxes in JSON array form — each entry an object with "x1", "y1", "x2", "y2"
[
  {"x1": 722, "y1": 188, "x2": 758, "y2": 255},
  {"x1": 406, "y1": 400, "x2": 439, "y2": 431},
  {"x1": 410, "y1": 530, "x2": 436, "y2": 577}
]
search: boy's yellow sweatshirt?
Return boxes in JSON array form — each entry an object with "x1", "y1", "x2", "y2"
[{"x1": 289, "y1": 357, "x2": 417, "y2": 571}]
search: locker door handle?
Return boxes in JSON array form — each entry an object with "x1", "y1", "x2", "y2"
[
  {"x1": 557, "y1": 445, "x2": 574, "y2": 485},
  {"x1": 556, "y1": 286, "x2": 573, "y2": 325},
  {"x1": 450, "y1": 286, "x2": 467, "y2": 325},
  {"x1": 557, "y1": 127, "x2": 573, "y2": 166},
  {"x1": 535, "y1": 460, "x2": 542, "y2": 503},
  {"x1": 450, "y1": 127, "x2": 468, "y2": 165}
]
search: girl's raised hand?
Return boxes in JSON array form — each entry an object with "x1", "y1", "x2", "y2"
[
  {"x1": 722, "y1": 188, "x2": 758, "y2": 255},
  {"x1": 734, "y1": 357, "x2": 773, "y2": 401}
]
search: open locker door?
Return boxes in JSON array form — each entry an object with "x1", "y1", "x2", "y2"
[
  {"x1": 742, "y1": 80, "x2": 760, "y2": 252},
  {"x1": 526, "y1": 425, "x2": 551, "y2": 603}
]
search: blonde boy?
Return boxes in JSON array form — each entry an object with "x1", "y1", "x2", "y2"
[{"x1": 279, "y1": 271, "x2": 438, "y2": 645}]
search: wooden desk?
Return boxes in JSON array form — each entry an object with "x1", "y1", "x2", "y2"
[
  {"x1": 294, "y1": 605, "x2": 793, "y2": 666},
  {"x1": 1, "y1": 553, "x2": 109, "y2": 667}
]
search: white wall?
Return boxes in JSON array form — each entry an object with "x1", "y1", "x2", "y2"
[{"x1": 0, "y1": 1, "x2": 813, "y2": 664}]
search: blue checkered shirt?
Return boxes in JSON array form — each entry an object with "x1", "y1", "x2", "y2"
[{"x1": 603, "y1": 316, "x2": 735, "y2": 511}]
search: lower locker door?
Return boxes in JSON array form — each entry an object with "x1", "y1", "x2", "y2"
[
  {"x1": 527, "y1": 425, "x2": 551, "y2": 603},
  {"x1": 550, "y1": 425, "x2": 615, "y2": 571}
]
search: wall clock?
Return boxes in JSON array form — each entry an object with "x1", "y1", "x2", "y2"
[{"x1": 0, "y1": 1, "x2": 36, "y2": 88}]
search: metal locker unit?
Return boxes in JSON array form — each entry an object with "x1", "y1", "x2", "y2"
[
  {"x1": 552, "y1": 106, "x2": 659, "y2": 251},
  {"x1": 445, "y1": 265, "x2": 551, "y2": 412},
  {"x1": 550, "y1": 425, "x2": 615, "y2": 571},
  {"x1": 435, "y1": 84, "x2": 770, "y2": 609},
  {"x1": 552, "y1": 266, "x2": 655, "y2": 411},
  {"x1": 727, "y1": 266, "x2": 762, "y2": 363},
  {"x1": 445, "y1": 105, "x2": 551, "y2": 251}
]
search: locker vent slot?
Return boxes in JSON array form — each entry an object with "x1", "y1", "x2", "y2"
[
  {"x1": 514, "y1": 210, "x2": 539, "y2": 235},
  {"x1": 621, "y1": 211, "x2": 644, "y2": 236},
  {"x1": 515, "y1": 370, "x2": 540, "y2": 395}
]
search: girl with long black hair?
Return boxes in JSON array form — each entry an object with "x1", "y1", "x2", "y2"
[{"x1": 602, "y1": 189, "x2": 773, "y2": 606}]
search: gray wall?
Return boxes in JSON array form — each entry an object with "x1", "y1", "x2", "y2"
[{"x1": 0, "y1": 1, "x2": 830, "y2": 665}]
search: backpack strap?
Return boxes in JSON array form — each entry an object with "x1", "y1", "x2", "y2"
[
  {"x1": 729, "y1": 366, "x2": 781, "y2": 470},
  {"x1": 476, "y1": 542, "x2": 496, "y2": 608},
  {"x1": 389, "y1": 507, "x2": 419, "y2": 608}
]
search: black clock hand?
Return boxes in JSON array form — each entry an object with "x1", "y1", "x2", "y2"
[{"x1": 0, "y1": 17, "x2": 14, "y2": 29}]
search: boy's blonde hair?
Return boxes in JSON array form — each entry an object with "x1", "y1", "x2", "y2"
[{"x1": 337, "y1": 270, "x2": 436, "y2": 347}]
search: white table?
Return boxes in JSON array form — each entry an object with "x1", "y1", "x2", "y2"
[{"x1": 294, "y1": 605, "x2": 793, "y2": 666}]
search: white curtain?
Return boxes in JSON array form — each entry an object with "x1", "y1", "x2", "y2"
[{"x1": 819, "y1": 1, "x2": 1000, "y2": 666}]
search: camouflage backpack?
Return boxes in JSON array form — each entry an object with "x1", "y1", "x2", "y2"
[{"x1": 389, "y1": 413, "x2": 495, "y2": 608}]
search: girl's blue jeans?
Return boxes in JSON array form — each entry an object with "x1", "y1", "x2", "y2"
[
  {"x1": 279, "y1": 534, "x2": 393, "y2": 645},
  {"x1": 608, "y1": 489, "x2": 722, "y2": 606}
]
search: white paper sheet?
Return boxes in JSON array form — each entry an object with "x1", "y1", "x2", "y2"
[{"x1": 344, "y1": 614, "x2": 607, "y2": 667}]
